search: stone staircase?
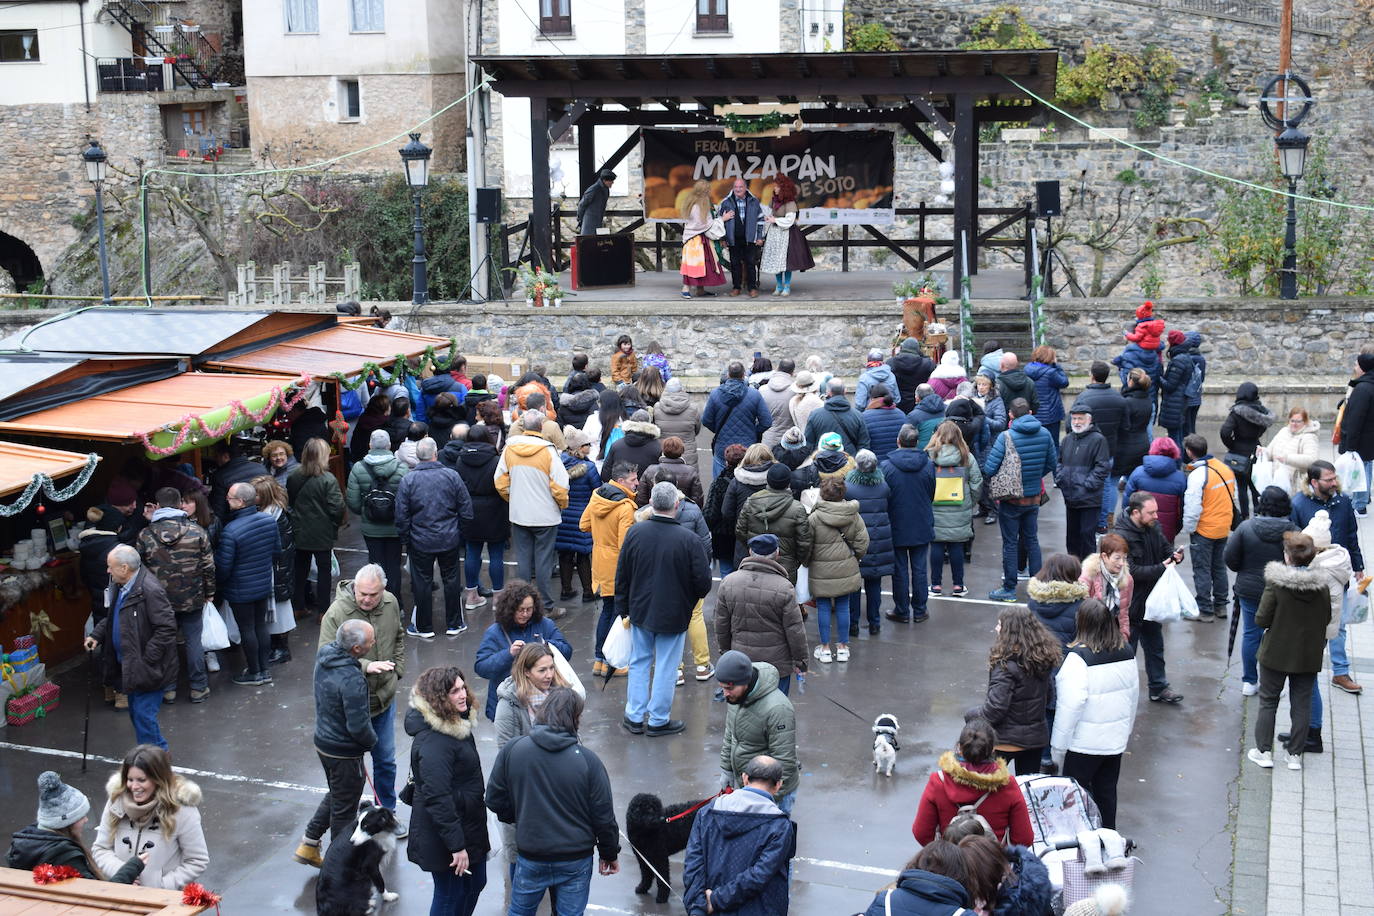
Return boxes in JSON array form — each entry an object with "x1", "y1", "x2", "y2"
[{"x1": 964, "y1": 298, "x2": 1037, "y2": 358}]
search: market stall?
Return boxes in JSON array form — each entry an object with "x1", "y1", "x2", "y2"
[{"x1": 0, "y1": 867, "x2": 213, "y2": 914}]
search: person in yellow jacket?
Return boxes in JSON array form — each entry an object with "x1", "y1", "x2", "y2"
[
  {"x1": 496, "y1": 412, "x2": 570, "y2": 613},
  {"x1": 580, "y1": 461, "x2": 639, "y2": 676},
  {"x1": 1182, "y1": 434, "x2": 1238, "y2": 622}
]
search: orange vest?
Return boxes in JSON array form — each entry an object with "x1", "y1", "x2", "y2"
[{"x1": 1197, "y1": 458, "x2": 1237, "y2": 539}]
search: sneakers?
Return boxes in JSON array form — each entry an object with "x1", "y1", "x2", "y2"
[
  {"x1": 293, "y1": 843, "x2": 323, "y2": 868},
  {"x1": 547, "y1": 606, "x2": 568, "y2": 620},
  {"x1": 463, "y1": 588, "x2": 485, "y2": 610},
  {"x1": 1017, "y1": 568, "x2": 1031, "y2": 580},
  {"x1": 983, "y1": 515, "x2": 997, "y2": 525},
  {"x1": 446, "y1": 624, "x2": 468, "y2": 637},
  {"x1": 114, "y1": 692, "x2": 128, "y2": 710},
  {"x1": 929, "y1": 584, "x2": 942, "y2": 595},
  {"x1": 392, "y1": 819, "x2": 409, "y2": 839},
  {"x1": 163, "y1": 690, "x2": 176, "y2": 704},
  {"x1": 836, "y1": 644, "x2": 850, "y2": 663},
  {"x1": 190, "y1": 688, "x2": 211, "y2": 704},
  {"x1": 1247, "y1": 748, "x2": 1274, "y2": 769},
  {"x1": 1241, "y1": 681, "x2": 1258, "y2": 697},
  {"x1": 815, "y1": 645, "x2": 833, "y2": 664},
  {"x1": 1194, "y1": 611, "x2": 1215, "y2": 623},
  {"x1": 406, "y1": 625, "x2": 436, "y2": 639},
  {"x1": 676, "y1": 667, "x2": 686, "y2": 686},
  {"x1": 1149, "y1": 687, "x2": 1184, "y2": 703},
  {"x1": 1332, "y1": 674, "x2": 1364, "y2": 694},
  {"x1": 622, "y1": 716, "x2": 645, "y2": 735},
  {"x1": 1287, "y1": 753, "x2": 1303, "y2": 771},
  {"x1": 1213, "y1": 606, "x2": 1228, "y2": 620},
  {"x1": 232, "y1": 669, "x2": 265, "y2": 687},
  {"x1": 268, "y1": 648, "x2": 292, "y2": 665},
  {"x1": 695, "y1": 664, "x2": 715, "y2": 681},
  {"x1": 988, "y1": 587, "x2": 1019, "y2": 603},
  {"x1": 951, "y1": 585, "x2": 968, "y2": 597},
  {"x1": 205, "y1": 652, "x2": 220, "y2": 673},
  {"x1": 646, "y1": 719, "x2": 686, "y2": 737}
]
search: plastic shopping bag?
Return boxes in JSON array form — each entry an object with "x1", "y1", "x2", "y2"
[
  {"x1": 201, "y1": 601, "x2": 230, "y2": 651},
  {"x1": 1251, "y1": 450, "x2": 1290, "y2": 495},
  {"x1": 546, "y1": 642, "x2": 586, "y2": 698},
  {"x1": 1144, "y1": 565, "x2": 1199, "y2": 623},
  {"x1": 1343, "y1": 579, "x2": 1371, "y2": 626},
  {"x1": 1336, "y1": 451, "x2": 1368, "y2": 496},
  {"x1": 601, "y1": 616, "x2": 633, "y2": 669},
  {"x1": 795, "y1": 566, "x2": 812, "y2": 604}
]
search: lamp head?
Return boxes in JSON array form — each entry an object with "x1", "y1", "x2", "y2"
[
  {"x1": 83, "y1": 139, "x2": 108, "y2": 184},
  {"x1": 399, "y1": 132, "x2": 432, "y2": 188},
  {"x1": 1276, "y1": 126, "x2": 1310, "y2": 180}
]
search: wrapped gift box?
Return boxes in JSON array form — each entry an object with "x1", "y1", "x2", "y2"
[
  {"x1": 6, "y1": 682, "x2": 60, "y2": 726},
  {"x1": 13, "y1": 635, "x2": 35, "y2": 650},
  {"x1": 3, "y1": 646, "x2": 38, "y2": 672}
]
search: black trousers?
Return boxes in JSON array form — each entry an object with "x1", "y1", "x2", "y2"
[
  {"x1": 1065, "y1": 504, "x2": 1102, "y2": 560},
  {"x1": 727, "y1": 242, "x2": 760, "y2": 291},
  {"x1": 363, "y1": 535, "x2": 404, "y2": 608},
  {"x1": 305, "y1": 752, "x2": 365, "y2": 843},
  {"x1": 1062, "y1": 751, "x2": 1123, "y2": 829},
  {"x1": 294, "y1": 548, "x2": 332, "y2": 615},
  {"x1": 1255, "y1": 665, "x2": 1316, "y2": 757},
  {"x1": 558, "y1": 550, "x2": 592, "y2": 597},
  {"x1": 1004, "y1": 747, "x2": 1043, "y2": 777}
]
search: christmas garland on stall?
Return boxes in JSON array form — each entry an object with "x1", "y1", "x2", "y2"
[
  {"x1": 137, "y1": 375, "x2": 315, "y2": 457},
  {"x1": 721, "y1": 111, "x2": 788, "y2": 133},
  {"x1": 326, "y1": 338, "x2": 459, "y2": 391},
  {"x1": 0, "y1": 454, "x2": 101, "y2": 518}
]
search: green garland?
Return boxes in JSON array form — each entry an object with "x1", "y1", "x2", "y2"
[
  {"x1": 0, "y1": 455, "x2": 101, "y2": 517},
  {"x1": 325, "y1": 338, "x2": 458, "y2": 391},
  {"x1": 722, "y1": 111, "x2": 788, "y2": 134}
]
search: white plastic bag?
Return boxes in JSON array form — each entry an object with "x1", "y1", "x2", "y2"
[
  {"x1": 1251, "y1": 450, "x2": 1290, "y2": 495},
  {"x1": 546, "y1": 642, "x2": 586, "y2": 698},
  {"x1": 1336, "y1": 451, "x2": 1368, "y2": 495},
  {"x1": 1343, "y1": 580, "x2": 1371, "y2": 625},
  {"x1": 201, "y1": 601, "x2": 230, "y2": 651},
  {"x1": 1144, "y1": 564, "x2": 1199, "y2": 623},
  {"x1": 601, "y1": 616, "x2": 633, "y2": 669},
  {"x1": 219, "y1": 599, "x2": 241, "y2": 645},
  {"x1": 795, "y1": 566, "x2": 812, "y2": 604}
]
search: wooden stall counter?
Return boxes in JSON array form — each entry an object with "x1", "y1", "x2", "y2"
[
  {"x1": 0, "y1": 553, "x2": 90, "y2": 666},
  {"x1": 0, "y1": 866, "x2": 211, "y2": 914}
]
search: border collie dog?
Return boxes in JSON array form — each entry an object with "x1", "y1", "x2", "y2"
[
  {"x1": 873, "y1": 713, "x2": 901, "y2": 777},
  {"x1": 316, "y1": 799, "x2": 399, "y2": 916},
  {"x1": 626, "y1": 792, "x2": 707, "y2": 904}
]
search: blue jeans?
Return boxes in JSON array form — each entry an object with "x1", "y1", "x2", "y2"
[
  {"x1": 892, "y1": 544, "x2": 930, "y2": 619},
  {"x1": 1310, "y1": 618, "x2": 1352, "y2": 730},
  {"x1": 777, "y1": 675, "x2": 791, "y2": 696},
  {"x1": 370, "y1": 702, "x2": 397, "y2": 811},
  {"x1": 816, "y1": 595, "x2": 850, "y2": 645},
  {"x1": 848, "y1": 577, "x2": 884, "y2": 630},
  {"x1": 509, "y1": 855, "x2": 592, "y2": 916},
  {"x1": 464, "y1": 539, "x2": 505, "y2": 591},
  {"x1": 168, "y1": 609, "x2": 207, "y2": 692},
  {"x1": 429, "y1": 856, "x2": 487, "y2": 916},
  {"x1": 998, "y1": 503, "x2": 1041, "y2": 590},
  {"x1": 776, "y1": 791, "x2": 796, "y2": 815},
  {"x1": 127, "y1": 690, "x2": 167, "y2": 750},
  {"x1": 1240, "y1": 596, "x2": 1262, "y2": 686},
  {"x1": 930, "y1": 541, "x2": 965, "y2": 588},
  {"x1": 595, "y1": 596, "x2": 617, "y2": 662},
  {"x1": 625, "y1": 626, "x2": 686, "y2": 727},
  {"x1": 1098, "y1": 475, "x2": 1120, "y2": 528},
  {"x1": 1352, "y1": 459, "x2": 1374, "y2": 511},
  {"x1": 712, "y1": 451, "x2": 727, "y2": 478},
  {"x1": 718, "y1": 558, "x2": 735, "y2": 579}
]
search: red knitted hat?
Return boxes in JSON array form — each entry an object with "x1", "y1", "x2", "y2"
[
  {"x1": 1167, "y1": 329, "x2": 1186, "y2": 346},
  {"x1": 1135, "y1": 301, "x2": 1155, "y2": 320}
]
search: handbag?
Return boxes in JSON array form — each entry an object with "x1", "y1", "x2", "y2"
[
  {"x1": 201, "y1": 601, "x2": 230, "y2": 651},
  {"x1": 398, "y1": 772, "x2": 415, "y2": 806},
  {"x1": 1221, "y1": 452, "x2": 1252, "y2": 477},
  {"x1": 986, "y1": 433, "x2": 1024, "y2": 501},
  {"x1": 933, "y1": 466, "x2": 966, "y2": 506},
  {"x1": 546, "y1": 642, "x2": 586, "y2": 699}
]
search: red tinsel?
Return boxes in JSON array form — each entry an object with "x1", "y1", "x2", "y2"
[
  {"x1": 32, "y1": 863, "x2": 81, "y2": 884},
  {"x1": 183, "y1": 882, "x2": 223, "y2": 913}
]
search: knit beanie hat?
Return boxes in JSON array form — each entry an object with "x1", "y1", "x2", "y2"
[
  {"x1": 630, "y1": 409, "x2": 652, "y2": 424},
  {"x1": 766, "y1": 463, "x2": 792, "y2": 490},
  {"x1": 867, "y1": 348, "x2": 886, "y2": 363},
  {"x1": 1136, "y1": 300, "x2": 1154, "y2": 320},
  {"x1": 37, "y1": 771, "x2": 90, "y2": 829},
  {"x1": 818, "y1": 432, "x2": 843, "y2": 452},
  {"x1": 748, "y1": 533, "x2": 780, "y2": 556},
  {"x1": 563, "y1": 425, "x2": 592, "y2": 451},
  {"x1": 854, "y1": 449, "x2": 878, "y2": 473},
  {"x1": 781, "y1": 427, "x2": 807, "y2": 450},
  {"x1": 665, "y1": 377, "x2": 684, "y2": 392},
  {"x1": 715, "y1": 650, "x2": 753, "y2": 685},
  {"x1": 1359, "y1": 353, "x2": 1374, "y2": 373},
  {"x1": 1303, "y1": 510, "x2": 1333, "y2": 550},
  {"x1": 900, "y1": 337, "x2": 923, "y2": 353},
  {"x1": 1167, "y1": 329, "x2": 1186, "y2": 346},
  {"x1": 106, "y1": 480, "x2": 136, "y2": 507}
]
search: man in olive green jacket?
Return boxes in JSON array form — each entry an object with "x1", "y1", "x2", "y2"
[
  {"x1": 734, "y1": 464, "x2": 811, "y2": 580},
  {"x1": 716, "y1": 651, "x2": 799, "y2": 814},
  {"x1": 318, "y1": 564, "x2": 406, "y2": 832}
]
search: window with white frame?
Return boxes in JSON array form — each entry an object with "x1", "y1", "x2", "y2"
[
  {"x1": 0, "y1": 29, "x2": 40, "y2": 61},
  {"x1": 339, "y1": 79, "x2": 361, "y2": 120},
  {"x1": 350, "y1": 0, "x2": 384, "y2": 32},
  {"x1": 284, "y1": 0, "x2": 318, "y2": 33}
]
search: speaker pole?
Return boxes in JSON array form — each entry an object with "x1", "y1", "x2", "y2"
[{"x1": 1043, "y1": 215, "x2": 1054, "y2": 299}]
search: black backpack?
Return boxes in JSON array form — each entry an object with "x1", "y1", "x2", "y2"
[{"x1": 361, "y1": 462, "x2": 398, "y2": 523}]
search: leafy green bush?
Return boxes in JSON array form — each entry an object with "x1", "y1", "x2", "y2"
[
  {"x1": 960, "y1": 6, "x2": 1048, "y2": 50},
  {"x1": 846, "y1": 18, "x2": 901, "y2": 51},
  {"x1": 1056, "y1": 44, "x2": 1178, "y2": 112}
]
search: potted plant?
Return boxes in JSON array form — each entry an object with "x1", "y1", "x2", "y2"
[{"x1": 504, "y1": 263, "x2": 567, "y2": 307}]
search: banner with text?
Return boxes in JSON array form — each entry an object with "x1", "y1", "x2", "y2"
[{"x1": 641, "y1": 129, "x2": 895, "y2": 225}]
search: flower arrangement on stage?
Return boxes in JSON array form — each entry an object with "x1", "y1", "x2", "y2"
[
  {"x1": 893, "y1": 272, "x2": 949, "y2": 304},
  {"x1": 507, "y1": 264, "x2": 565, "y2": 306}
]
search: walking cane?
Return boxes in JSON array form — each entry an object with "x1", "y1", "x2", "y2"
[{"x1": 81, "y1": 648, "x2": 96, "y2": 773}]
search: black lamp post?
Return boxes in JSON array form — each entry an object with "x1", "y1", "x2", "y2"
[
  {"x1": 399, "y1": 132, "x2": 433, "y2": 305},
  {"x1": 1276, "y1": 125, "x2": 1310, "y2": 300},
  {"x1": 82, "y1": 139, "x2": 113, "y2": 307}
]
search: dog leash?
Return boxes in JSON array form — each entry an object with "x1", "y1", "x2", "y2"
[
  {"x1": 361, "y1": 761, "x2": 380, "y2": 807},
  {"x1": 665, "y1": 787, "x2": 732, "y2": 823}
]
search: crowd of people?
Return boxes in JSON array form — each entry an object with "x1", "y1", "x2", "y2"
[{"x1": 16, "y1": 315, "x2": 1374, "y2": 916}]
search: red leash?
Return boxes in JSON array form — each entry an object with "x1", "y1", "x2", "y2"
[
  {"x1": 665, "y1": 786, "x2": 732, "y2": 823},
  {"x1": 362, "y1": 761, "x2": 381, "y2": 806}
]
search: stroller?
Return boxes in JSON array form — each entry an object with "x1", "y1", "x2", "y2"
[{"x1": 1016, "y1": 773, "x2": 1137, "y2": 913}]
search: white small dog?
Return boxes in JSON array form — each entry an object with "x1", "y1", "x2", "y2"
[{"x1": 872, "y1": 713, "x2": 901, "y2": 777}]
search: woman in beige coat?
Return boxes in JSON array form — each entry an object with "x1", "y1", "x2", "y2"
[
  {"x1": 93, "y1": 745, "x2": 208, "y2": 889},
  {"x1": 806, "y1": 476, "x2": 869, "y2": 664},
  {"x1": 1266, "y1": 407, "x2": 1320, "y2": 493}
]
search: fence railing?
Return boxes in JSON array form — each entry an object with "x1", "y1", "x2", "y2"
[{"x1": 228, "y1": 260, "x2": 361, "y2": 306}]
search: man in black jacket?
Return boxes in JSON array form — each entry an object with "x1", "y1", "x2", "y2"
[
  {"x1": 1339, "y1": 351, "x2": 1374, "y2": 514},
  {"x1": 617, "y1": 482, "x2": 714, "y2": 736},
  {"x1": 395, "y1": 438, "x2": 474, "y2": 638},
  {"x1": 1113, "y1": 492, "x2": 1185, "y2": 704},
  {"x1": 294, "y1": 619, "x2": 378, "y2": 867},
  {"x1": 487, "y1": 688, "x2": 620, "y2": 912},
  {"x1": 208, "y1": 439, "x2": 262, "y2": 523},
  {"x1": 886, "y1": 337, "x2": 935, "y2": 414},
  {"x1": 1055, "y1": 406, "x2": 1113, "y2": 560},
  {"x1": 1074, "y1": 361, "x2": 1127, "y2": 531},
  {"x1": 996, "y1": 353, "x2": 1039, "y2": 415}
]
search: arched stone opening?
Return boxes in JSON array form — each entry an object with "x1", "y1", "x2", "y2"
[{"x1": 0, "y1": 230, "x2": 44, "y2": 293}]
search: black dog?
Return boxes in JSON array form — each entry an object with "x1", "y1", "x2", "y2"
[
  {"x1": 626, "y1": 792, "x2": 707, "y2": 904},
  {"x1": 316, "y1": 799, "x2": 399, "y2": 916}
]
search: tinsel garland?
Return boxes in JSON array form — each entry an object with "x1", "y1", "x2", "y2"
[
  {"x1": 0, "y1": 454, "x2": 101, "y2": 518},
  {"x1": 182, "y1": 881, "x2": 223, "y2": 914},
  {"x1": 722, "y1": 111, "x2": 788, "y2": 133},
  {"x1": 325, "y1": 338, "x2": 459, "y2": 391},
  {"x1": 32, "y1": 863, "x2": 81, "y2": 884},
  {"x1": 137, "y1": 375, "x2": 314, "y2": 457}
]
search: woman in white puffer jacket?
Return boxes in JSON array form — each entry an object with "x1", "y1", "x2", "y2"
[
  {"x1": 1050, "y1": 597, "x2": 1139, "y2": 829},
  {"x1": 1266, "y1": 407, "x2": 1320, "y2": 493},
  {"x1": 93, "y1": 745, "x2": 208, "y2": 889}
]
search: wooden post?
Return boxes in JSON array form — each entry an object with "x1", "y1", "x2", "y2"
[
  {"x1": 578, "y1": 120, "x2": 597, "y2": 199},
  {"x1": 529, "y1": 96, "x2": 553, "y2": 272},
  {"x1": 951, "y1": 93, "x2": 976, "y2": 293},
  {"x1": 245, "y1": 260, "x2": 258, "y2": 305}
]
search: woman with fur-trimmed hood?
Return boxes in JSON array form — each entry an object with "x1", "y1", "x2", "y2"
[
  {"x1": 1027, "y1": 554, "x2": 1090, "y2": 649},
  {"x1": 405, "y1": 665, "x2": 490, "y2": 914},
  {"x1": 92, "y1": 745, "x2": 207, "y2": 889},
  {"x1": 911, "y1": 718, "x2": 1034, "y2": 846}
]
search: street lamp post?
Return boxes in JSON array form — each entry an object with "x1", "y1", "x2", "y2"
[
  {"x1": 1275, "y1": 125, "x2": 1310, "y2": 300},
  {"x1": 399, "y1": 132, "x2": 433, "y2": 305},
  {"x1": 82, "y1": 139, "x2": 113, "y2": 307}
]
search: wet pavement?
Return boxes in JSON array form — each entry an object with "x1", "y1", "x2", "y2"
[{"x1": 1, "y1": 486, "x2": 1242, "y2": 915}]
